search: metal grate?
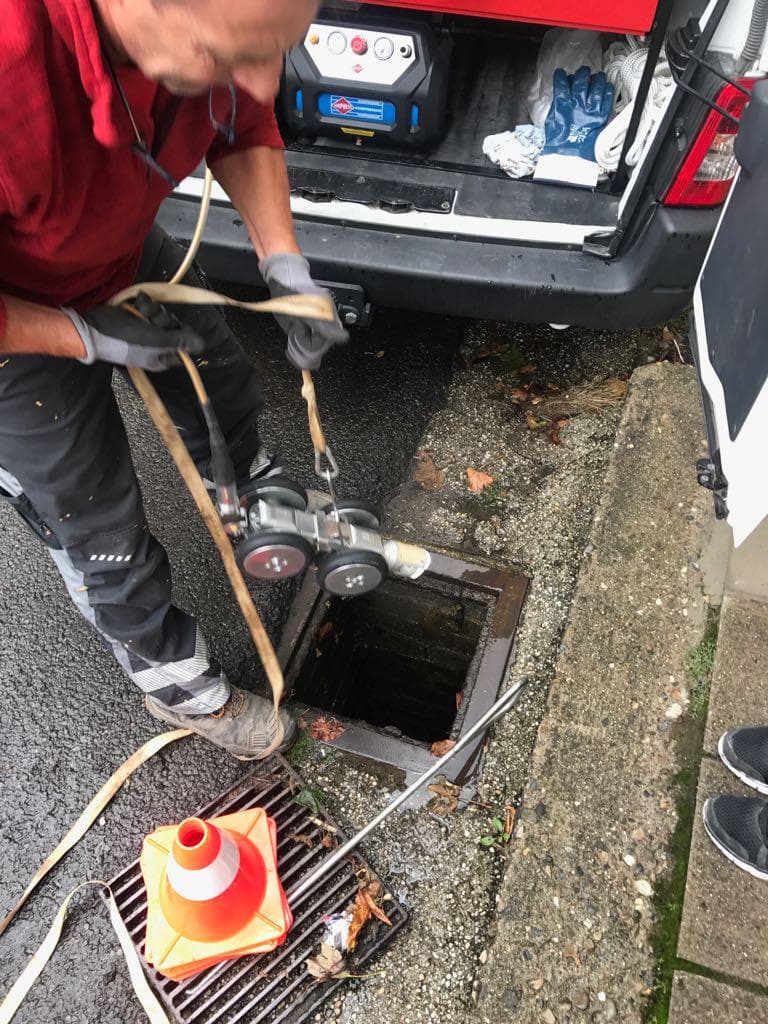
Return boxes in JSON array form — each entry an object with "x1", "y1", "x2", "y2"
[{"x1": 109, "y1": 756, "x2": 408, "y2": 1024}]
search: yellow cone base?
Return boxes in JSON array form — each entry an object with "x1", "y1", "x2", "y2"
[{"x1": 141, "y1": 808, "x2": 292, "y2": 981}]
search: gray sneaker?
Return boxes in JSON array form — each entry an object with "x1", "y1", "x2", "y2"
[{"x1": 146, "y1": 686, "x2": 297, "y2": 761}]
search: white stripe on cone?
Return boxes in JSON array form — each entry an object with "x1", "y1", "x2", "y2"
[{"x1": 165, "y1": 830, "x2": 241, "y2": 902}]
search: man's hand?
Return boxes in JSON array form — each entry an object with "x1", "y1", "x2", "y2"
[
  {"x1": 62, "y1": 293, "x2": 205, "y2": 372},
  {"x1": 259, "y1": 253, "x2": 348, "y2": 371}
]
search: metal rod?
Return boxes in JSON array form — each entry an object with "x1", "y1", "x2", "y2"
[{"x1": 287, "y1": 678, "x2": 530, "y2": 904}]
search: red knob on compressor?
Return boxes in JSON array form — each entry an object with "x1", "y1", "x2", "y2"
[{"x1": 350, "y1": 36, "x2": 368, "y2": 56}]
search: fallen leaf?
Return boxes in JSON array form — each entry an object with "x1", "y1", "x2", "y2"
[
  {"x1": 509, "y1": 386, "x2": 530, "y2": 402},
  {"x1": 530, "y1": 395, "x2": 543, "y2": 406},
  {"x1": 455, "y1": 691, "x2": 463, "y2": 709},
  {"x1": 294, "y1": 788, "x2": 323, "y2": 815},
  {"x1": 427, "y1": 781, "x2": 459, "y2": 815},
  {"x1": 519, "y1": 363, "x2": 537, "y2": 375},
  {"x1": 504, "y1": 805, "x2": 517, "y2": 838},
  {"x1": 317, "y1": 622, "x2": 334, "y2": 642},
  {"x1": 308, "y1": 715, "x2": 345, "y2": 742},
  {"x1": 413, "y1": 450, "x2": 446, "y2": 492},
  {"x1": 547, "y1": 418, "x2": 568, "y2": 445},
  {"x1": 306, "y1": 943, "x2": 349, "y2": 982},
  {"x1": 466, "y1": 468, "x2": 495, "y2": 494},
  {"x1": 287, "y1": 833, "x2": 315, "y2": 849},
  {"x1": 346, "y1": 891, "x2": 372, "y2": 951},
  {"x1": 526, "y1": 412, "x2": 549, "y2": 430},
  {"x1": 474, "y1": 341, "x2": 507, "y2": 361},
  {"x1": 363, "y1": 891, "x2": 393, "y2": 927},
  {"x1": 321, "y1": 834, "x2": 335, "y2": 849},
  {"x1": 375, "y1": 351, "x2": 385, "y2": 359},
  {"x1": 430, "y1": 739, "x2": 457, "y2": 757}
]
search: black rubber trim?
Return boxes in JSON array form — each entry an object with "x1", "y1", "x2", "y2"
[
  {"x1": 285, "y1": 149, "x2": 618, "y2": 226},
  {"x1": 156, "y1": 196, "x2": 718, "y2": 328}
]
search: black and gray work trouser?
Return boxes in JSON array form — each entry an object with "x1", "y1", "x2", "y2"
[{"x1": 0, "y1": 227, "x2": 265, "y2": 714}]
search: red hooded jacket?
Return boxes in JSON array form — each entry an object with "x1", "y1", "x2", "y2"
[{"x1": 0, "y1": 0, "x2": 283, "y2": 336}]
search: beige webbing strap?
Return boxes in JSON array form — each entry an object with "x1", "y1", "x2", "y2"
[
  {"x1": 301, "y1": 369, "x2": 329, "y2": 460},
  {"x1": 111, "y1": 281, "x2": 335, "y2": 325},
  {"x1": 126, "y1": 362, "x2": 288, "y2": 754},
  {"x1": 0, "y1": 881, "x2": 171, "y2": 1024},
  {"x1": 0, "y1": 728, "x2": 191, "y2": 940}
]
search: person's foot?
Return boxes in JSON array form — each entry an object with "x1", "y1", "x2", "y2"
[
  {"x1": 702, "y1": 794, "x2": 768, "y2": 879},
  {"x1": 719, "y1": 726, "x2": 768, "y2": 795},
  {"x1": 146, "y1": 686, "x2": 297, "y2": 760},
  {"x1": 247, "y1": 447, "x2": 286, "y2": 482}
]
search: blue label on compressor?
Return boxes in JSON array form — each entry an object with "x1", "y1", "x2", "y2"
[{"x1": 318, "y1": 93, "x2": 397, "y2": 125}]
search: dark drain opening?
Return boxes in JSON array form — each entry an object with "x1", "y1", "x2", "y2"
[
  {"x1": 280, "y1": 549, "x2": 528, "y2": 787},
  {"x1": 292, "y1": 579, "x2": 485, "y2": 744}
]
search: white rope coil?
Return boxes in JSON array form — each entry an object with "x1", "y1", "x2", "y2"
[{"x1": 596, "y1": 38, "x2": 674, "y2": 173}]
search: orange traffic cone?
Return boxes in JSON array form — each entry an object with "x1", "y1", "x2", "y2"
[{"x1": 140, "y1": 808, "x2": 292, "y2": 980}]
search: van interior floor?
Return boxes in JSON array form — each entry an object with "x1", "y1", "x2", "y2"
[{"x1": 283, "y1": 23, "x2": 626, "y2": 229}]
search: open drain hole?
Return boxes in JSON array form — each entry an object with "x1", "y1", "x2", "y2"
[
  {"x1": 292, "y1": 579, "x2": 486, "y2": 744},
  {"x1": 280, "y1": 550, "x2": 527, "y2": 786}
]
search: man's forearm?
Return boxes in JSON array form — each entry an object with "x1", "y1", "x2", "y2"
[
  {"x1": 0, "y1": 295, "x2": 86, "y2": 358},
  {"x1": 211, "y1": 146, "x2": 300, "y2": 260}
]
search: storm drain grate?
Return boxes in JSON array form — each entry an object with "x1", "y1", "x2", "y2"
[{"x1": 109, "y1": 756, "x2": 408, "y2": 1024}]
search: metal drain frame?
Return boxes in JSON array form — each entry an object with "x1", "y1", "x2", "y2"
[
  {"x1": 278, "y1": 548, "x2": 528, "y2": 788},
  {"x1": 108, "y1": 756, "x2": 408, "y2": 1024}
]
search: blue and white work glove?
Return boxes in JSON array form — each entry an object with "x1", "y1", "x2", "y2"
[
  {"x1": 259, "y1": 253, "x2": 349, "y2": 371},
  {"x1": 533, "y1": 66, "x2": 615, "y2": 189}
]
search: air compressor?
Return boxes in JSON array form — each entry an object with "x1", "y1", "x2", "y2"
[{"x1": 282, "y1": 15, "x2": 452, "y2": 148}]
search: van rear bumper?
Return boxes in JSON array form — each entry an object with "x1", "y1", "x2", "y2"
[{"x1": 156, "y1": 198, "x2": 717, "y2": 328}]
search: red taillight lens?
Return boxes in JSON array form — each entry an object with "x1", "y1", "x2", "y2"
[{"x1": 664, "y1": 79, "x2": 755, "y2": 207}]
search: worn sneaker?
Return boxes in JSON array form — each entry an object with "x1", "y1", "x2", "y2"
[
  {"x1": 702, "y1": 794, "x2": 768, "y2": 879},
  {"x1": 719, "y1": 726, "x2": 768, "y2": 795},
  {"x1": 146, "y1": 686, "x2": 297, "y2": 761}
]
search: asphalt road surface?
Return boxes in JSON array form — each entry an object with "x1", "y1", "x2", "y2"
[{"x1": 0, "y1": 306, "x2": 463, "y2": 1022}]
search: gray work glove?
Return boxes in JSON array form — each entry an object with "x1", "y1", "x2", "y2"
[
  {"x1": 62, "y1": 293, "x2": 205, "y2": 372},
  {"x1": 259, "y1": 253, "x2": 348, "y2": 371}
]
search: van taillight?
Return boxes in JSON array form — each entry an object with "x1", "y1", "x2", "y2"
[{"x1": 664, "y1": 80, "x2": 755, "y2": 207}]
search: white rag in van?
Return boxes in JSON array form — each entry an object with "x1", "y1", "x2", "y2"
[{"x1": 483, "y1": 126, "x2": 545, "y2": 179}]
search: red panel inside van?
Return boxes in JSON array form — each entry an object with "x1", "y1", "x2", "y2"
[{"x1": 364, "y1": 0, "x2": 658, "y2": 35}]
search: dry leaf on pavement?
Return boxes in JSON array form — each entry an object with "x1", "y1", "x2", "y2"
[
  {"x1": 430, "y1": 738, "x2": 457, "y2": 757},
  {"x1": 306, "y1": 943, "x2": 350, "y2": 982},
  {"x1": 364, "y1": 891, "x2": 393, "y2": 927},
  {"x1": 474, "y1": 341, "x2": 507, "y2": 361},
  {"x1": 428, "y1": 781, "x2": 460, "y2": 815},
  {"x1": 525, "y1": 411, "x2": 549, "y2": 430},
  {"x1": 346, "y1": 891, "x2": 372, "y2": 951},
  {"x1": 509, "y1": 386, "x2": 530, "y2": 403},
  {"x1": 308, "y1": 715, "x2": 345, "y2": 742},
  {"x1": 287, "y1": 833, "x2": 315, "y2": 849},
  {"x1": 413, "y1": 450, "x2": 446, "y2": 492},
  {"x1": 547, "y1": 418, "x2": 569, "y2": 445},
  {"x1": 466, "y1": 468, "x2": 495, "y2": 493}
]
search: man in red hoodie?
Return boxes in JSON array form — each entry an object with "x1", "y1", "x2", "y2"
[{"x1": 0, "y1": 0, "x2": 347, "y2": 758}]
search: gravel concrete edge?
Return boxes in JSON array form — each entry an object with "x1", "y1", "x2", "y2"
[{"x1": 473, "y1": 363, "x2": 714, "y2": 1024}]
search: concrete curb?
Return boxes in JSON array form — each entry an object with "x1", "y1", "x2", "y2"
[{"x1": 474, "y1": 363, "x2": 714, "y2": 1024}]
